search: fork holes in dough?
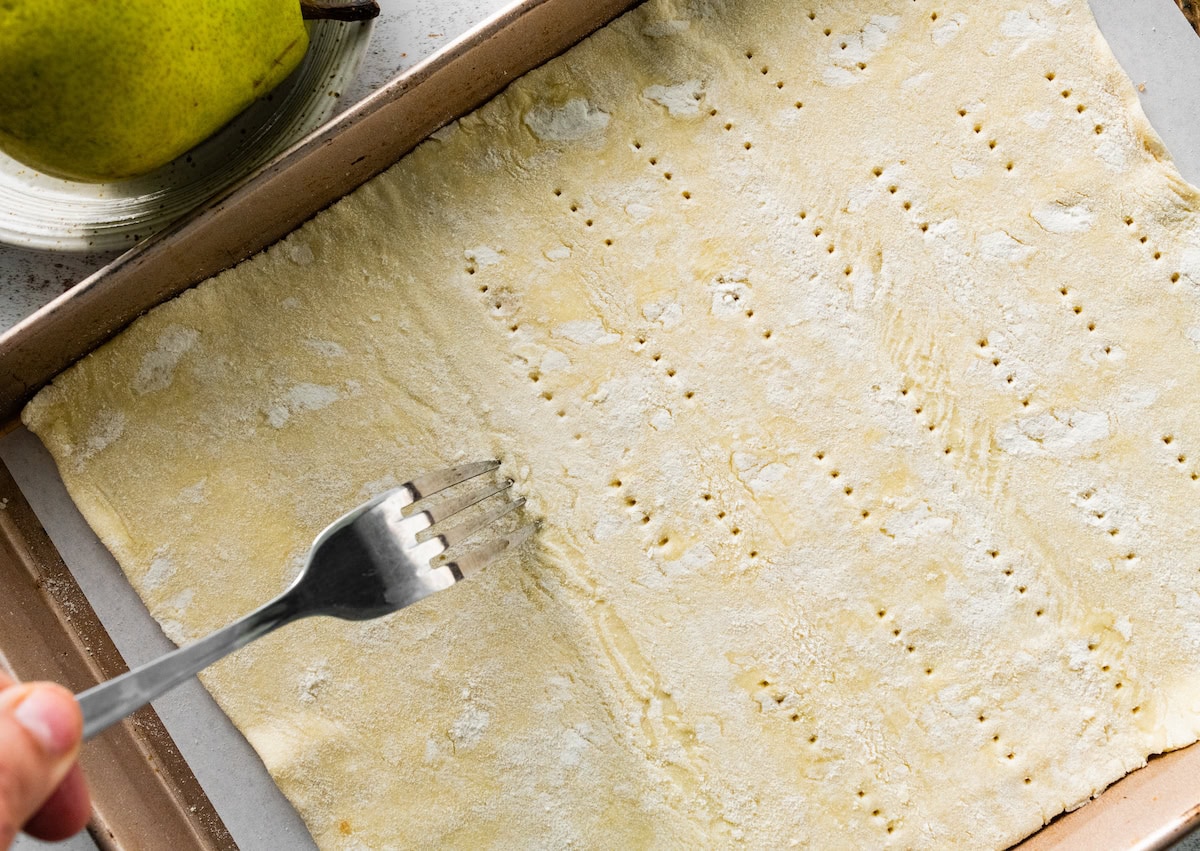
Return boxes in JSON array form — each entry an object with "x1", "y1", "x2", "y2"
[
  {"x1": 1076, "y1": 104, "x2": 1086, "y2": 113},
  {"x1": 1045, "y1": 71, "x2": 1056, "y2": 81},
  {"x1": 744, "y1": 141, "x2": 753, "y2": 150}
]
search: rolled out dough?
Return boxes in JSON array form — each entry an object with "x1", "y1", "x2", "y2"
[{"x1": 23, "y1": 0, "x2": 1200, "y2": 847}]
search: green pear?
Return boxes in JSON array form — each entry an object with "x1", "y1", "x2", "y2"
[{"x1": 0, "y1": 0, "x2": 309, "y2": 182}]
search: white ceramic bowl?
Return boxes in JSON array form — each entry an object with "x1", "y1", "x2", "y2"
[{"x1": 0, "y1": 19, "x2": 373, "y2": 253}]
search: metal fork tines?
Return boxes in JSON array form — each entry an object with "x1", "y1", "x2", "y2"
[{"x1": 78, "y1": 460, "x2": 534, "y2": 740}]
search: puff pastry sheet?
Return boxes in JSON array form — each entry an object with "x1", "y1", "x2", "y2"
[{"x1": 24, "y1": 0, "x2": 1200, "y2": 847}]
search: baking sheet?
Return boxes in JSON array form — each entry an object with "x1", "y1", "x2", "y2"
[{"x1": 3, "y1": 0, "x2": 1200, "y2": 848}]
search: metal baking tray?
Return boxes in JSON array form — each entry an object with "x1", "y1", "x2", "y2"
[{"x1": 0, "y1": 0, "x2": 1198, "y2": 847}]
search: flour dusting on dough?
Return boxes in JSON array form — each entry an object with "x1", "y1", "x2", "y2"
[
  {"x1": 643, "y1": 80, "x2": 705, "y2": 117},
  {"x1": 1032, "y1": 203, "x2": 1096, "y2": 234},
  {"x1": 266, "y1": 383, "x2": 340, "y2": 428},
  {"x1": 524, "y1": 98, "x2": 610, "y2": 142},
  {"x1": 132, "y1": 325, "x2": 199, "y2": 395}
]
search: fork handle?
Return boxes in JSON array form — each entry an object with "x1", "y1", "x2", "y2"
[{"x1": 78, "y1": 593, "x2": 301, "y2": 741}]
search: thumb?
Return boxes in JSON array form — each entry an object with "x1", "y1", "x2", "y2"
[{"x1": 0, "y1": 683, "x2": 82, "y2": 849}]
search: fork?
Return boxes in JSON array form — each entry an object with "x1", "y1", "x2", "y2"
[{"x1": 78, "y1": 460, "x2": 533, "y2": 740}]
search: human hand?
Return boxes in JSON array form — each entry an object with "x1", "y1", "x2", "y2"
[{"x1": 0, "y1": 672, "x2": 90, "y2": 848}]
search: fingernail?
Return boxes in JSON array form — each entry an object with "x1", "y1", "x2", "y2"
[{"x1": 13, "y1": 687, "x2": 77, "y2": 759}]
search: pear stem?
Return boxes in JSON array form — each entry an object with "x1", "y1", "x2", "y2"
[{"x1": 299, "y1": 0, "x2": 380, "y2": 22}]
